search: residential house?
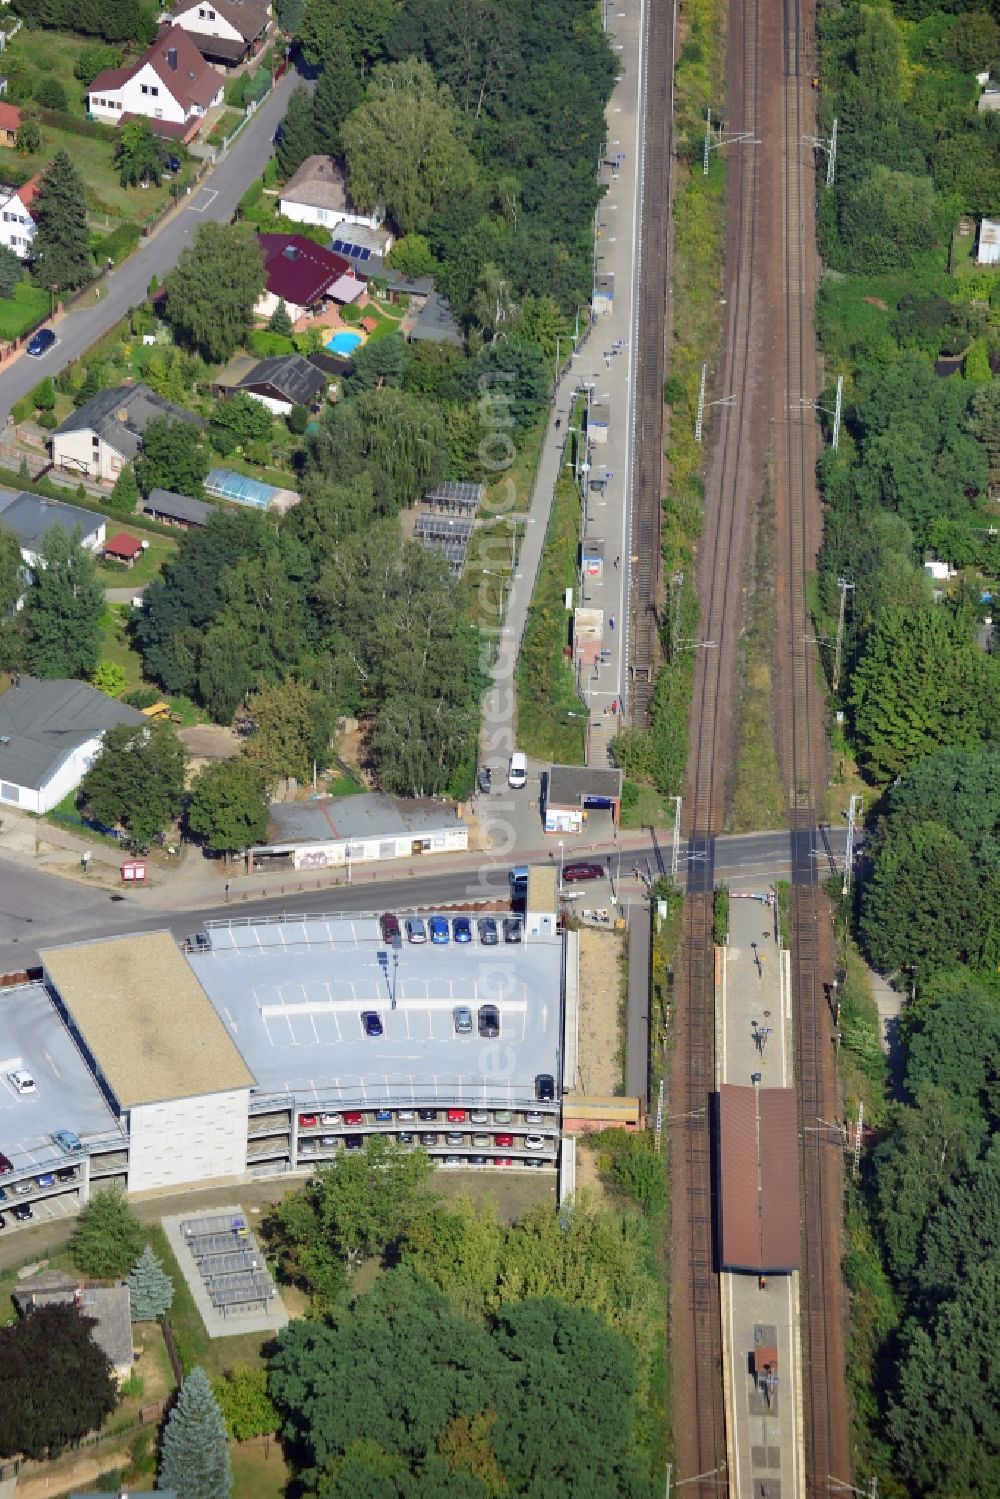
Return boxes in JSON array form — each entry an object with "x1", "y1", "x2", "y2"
[
  {"x1": 51, "y1": 382, "x2": 204, "y2": 483},
  {"x1": 12, "y1": 1271, "x2": 134, "y2": 1383},
  {"x1": 0, "y1": 173, "x2": 39, "y2": 259},
  {"x1": 255, "y1": 233, "x2": 362, "y2": 322},
  {"x1": 0, "y1": 676, "x2": 145, "y2": 814},
  {"x1": 235, "y1": 352, "x2": 328, "y2": 414},
  {"x1": 278, "y1": 154, "x2": 387, "y2": 238},
  {"x1": 86, "y1": 25, "x2": 224, "y2": 140},
  {"x1": 0, "y1": 492, "x2": 105, "y2": 566},
  {"x1": 410, "y1": 289, "x2": 463, "y2": 347},
  {"x1": 977, "y1": 218, "x2": 1000, "y2": 266},
  {"x1": 0, "y1": 101, "x2": 21, "y2": 147},
  {"x1": 142, "y1": 487, "x2": 213, "y2": 529},
  {"x1": 167, "y1": 0, "x2": 271, "y2": 68}
]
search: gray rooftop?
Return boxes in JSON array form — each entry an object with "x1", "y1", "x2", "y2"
[
  {"x1": 78, "y1": 1285, "x2": 134, "y2": 1371},
  {"x1": 189, "y1": 915, "x2": 563, "y2": 1109},
  {"x1": 546, "y1": 764, "x2": 623, "y2": 807},
  {"x1": 411, "y1": 289, "x2": 463, "y2": 346},
  {"x1": 590, "y1": 403, "x2": 611, "y2": 426},
  {"x1": 238, "y1": 353, "x2": 327, "y2": 408},
  {"x1": 0, "y1": 982, "x2": 120, "y2": 1175},
  {"x1": 0, "y1": 492, "x2": 103, "y2": 549},
  {"x1": 54, "y1": 383, "x2": 203, "y2": 462},
  {"x1": 144, "y1": 487, "x2": 214, "y2": 527},
  {"x1": 0, "y1": 677, "x2": 145, "y2": 790},
  {"x1": 265, "y1": 793, "x2": 460, "y2": 847},
  {"x1": 280, "y1": 153, "x2": 352, "y2": 213}
]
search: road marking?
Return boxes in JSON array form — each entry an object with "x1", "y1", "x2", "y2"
[{"x1": 188, "y1": 188, "x2": 218, "y2": 213}]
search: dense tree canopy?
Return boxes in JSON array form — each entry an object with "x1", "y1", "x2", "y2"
[
  {"x1": 0, "y1": 1304, "x2": 117, "y2": 1460},
  {"x1": 70, "y1": 1186, "x2": 145, "y2": 1279},
  {"x1": 77, "y1": 720, "x2": 188, "y2": 848},
  {"x1": 30, "y1": 151, "x2": 91, "y2": 293},
  {"x1": 22, "y1": 527, "x2": 103, "y2": 680},
  {"x1": 164, "y1": 223, "x2": 266, "y2": 363}
]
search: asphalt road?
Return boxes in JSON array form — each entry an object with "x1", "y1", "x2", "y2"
[
  {"x1": 0, "y1": 827, "x2": 851, "y2": 973},
  {"x1": 0, "y1": 67, "x2": 299, "y2": 423}
]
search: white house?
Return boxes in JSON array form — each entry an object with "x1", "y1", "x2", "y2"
[
  {"x1": 51, "y1": 382, "x2": 204, "y2": 483},
  {"x1": 86, "y1": 25, "x2": 223, "y2": 136},
  {"x1": 0, "y1": 492, "x2": 105, "y2": 568},
  {"x1": 977, "y1": 218, "x2": 1000, "y2": 267},
  {"x1": 167, "y1": 0, "x2": 271, "y2": 67},
  {"x1": 278, "y1": 155, "x2": 387, "y2": 238},
  {"x1": 0, "y1": 175, "x2": 39, "y2": 259},
  {"x1": 0, "y1": 677, "x2": 146, "y2": 815}
]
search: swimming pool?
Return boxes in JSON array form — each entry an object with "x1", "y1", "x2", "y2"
[{"x1": 326, "y1": 329, "x2": 363, "y2": 356}]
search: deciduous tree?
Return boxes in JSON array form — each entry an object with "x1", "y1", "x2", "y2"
[
  {"x1": 115, "y1": 117, "x2": 162, "y2": 188},
  {"x1": 213, "y1": 1364, "x2": 279, "y2": 1442},
  {"x1": 23, "y1": 526, "x2": 103, "y2": 679},
  {"x1": 91, "y1": 661, "x2": 126, "y2": 697},
  {"x1": 165, "y1": 222, "x2": 266, "y2": 362},
  {"x1": 187, "y1": 756, "x2": 268, "y2": 857},
  {"x1": 134, "y1": 415, "x2": 209, "y2": 499},
  {"x1": 77, "y1": 719, "x2": 188, "y2": 848},
  {"x1": 0, "y1": 1303, "x2": 117, "y2": 1460}
]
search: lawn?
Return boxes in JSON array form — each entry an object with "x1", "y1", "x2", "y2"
[
  {"x1": 0, "y1": 280, "x2": 50, "y2": 339},
  {"x1": 94, "y1": 533, "x2": 177, "y2": 590},
  {"x1": 230, "y1": 1439, "x2": 291, "y2": 1499},
  {"x1": 206, "y1": 110, "x2": 244, "y2": 148},
  {"x1": 484, "y1": 418, "x2": 545, "y2": 516},
  {"x1": 0, "y1": 129, "x2": 173, "y2": 226},
  {"x1": 1, "y1": 29, "x2": 93, "y2": 116},
  {"x1": 99, "y1": 603, "x2": 145, "y2": 694}
]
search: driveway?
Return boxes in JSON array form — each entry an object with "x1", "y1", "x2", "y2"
[{"x1": 0, "y1": 68, "x2": 300, "y2": 423}]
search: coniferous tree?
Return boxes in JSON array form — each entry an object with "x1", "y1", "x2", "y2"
[
  {"x1": 126, "y1": 1245, "x2": 174, "y2": 1322},
  {"x1": 31, "y1": 150, "x2": 91, "y2": 292},
  {"x1": 109, "y1": 462, "x2": 139, "y2": 514},
  {"x1": 267, "y1": 298, "x2": 293, "y2": 336},
  {"x1": 276, "y1": 85, "x2": 317, "y2": 180},
  {"x1": 311, "y1": 40, "x2": 361, "y2": 156},
  {"x1": 158, "y1": 1367, "x2": 232, "y2": 1499}
]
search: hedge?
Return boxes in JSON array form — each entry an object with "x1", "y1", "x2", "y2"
[
  {"x1": 38, "y1": 108, "x2": 118, "y2": 141},
  {"x1": 248, "y1": 329, "x2": 295, "y2": 357},
  {"x1": 90, "y1": 221, "x2": 141, "y2": 266}
]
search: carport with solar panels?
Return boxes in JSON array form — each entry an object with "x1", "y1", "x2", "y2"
[
  {"x1": 181, "y1": 1212, "x2": 276, "y2": 1318},
  {"x1": 415, "y1": 481, "x2": 484, "y2": 576}
]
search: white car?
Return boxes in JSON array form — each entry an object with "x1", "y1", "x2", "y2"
[
  {"x1": 524, "y1": 1134, "x2": 546, "y2": 1151},
  {"x1": 7, "y1": 1070, "x2": 35, "y2": 1096}
]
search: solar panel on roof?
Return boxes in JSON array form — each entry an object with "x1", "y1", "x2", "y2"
[
  {"x1": 360, "y1": 247, "x2": 371, "y2": 261},
  {"x1": 332, "y1": 239, "x2": 344, "y2": 252}
]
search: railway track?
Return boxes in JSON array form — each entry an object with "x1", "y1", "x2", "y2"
[
  {"x1": 626, "y1": 0, "x2": 672, "y2": 725},
  {"x1": 777, "y1": 0, "x2": 852, "y2": 1481}
]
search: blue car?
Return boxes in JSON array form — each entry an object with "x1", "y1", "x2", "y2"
[
  {"x1": 35, "y1": 1173, "x2": 55, "y2": 1189},
  {"x1": 26, "y1": 327, "x2": 56, "y2": 357},
  {"x1": 361, "y1": 1011, "x2": 383, "y2": 1037},
  {"x1": 452, "y1": 916, "x2": 472, "y2": 943},
  {"x1": 429, "y1": 916, "x2": 450, "y2": 945},
  {"x1": 375, "y1": 1108, "x2": 393, "y2": 1122}
]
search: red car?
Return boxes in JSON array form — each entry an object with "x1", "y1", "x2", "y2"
[
  {"x1": 343, "y1": 1110, "x2": 364, "y2": 1126},
  {"x1": 298, "y1": 1114, "x2": 317, "y2": 1130},
  {"x1": 0, "y1": 1152, "x2": 12, "y2": 1175},
  {"x1": 447, "y1": 1108, "x2": 468, "y2": 1123},
  {"x1": 494, "y1": 1133, "x2": 514, "y2": 1147},
  {"x1": 562, "y1": 860, "x2": 606, "y2": 883},
  {"x1": 493, "y1": 1156, "x2": 513, "y2": 1166}
]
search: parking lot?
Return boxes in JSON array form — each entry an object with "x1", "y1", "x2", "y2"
[
  {"x1": 0, "y1": 982, "x2": 119, "y2": 1173},
  {"x1": 190, "y1": 916, "x2": 564, "y2": 1108}
]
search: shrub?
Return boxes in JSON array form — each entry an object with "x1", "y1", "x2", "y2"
[
  {"x1": 37, "y1": 409, "x2": 57, "y2": 429},
  {"x1": 124, "y1": 685, "x2": 162, "y2": 709},
  {"x1": 248, "y1": 328, "x2": 294, "y2": 357},
  {"x1": 92, "y1": 220, "x2": 141, "y2": 267},
  {"x1": 35, "y1": 78, "x2": 67, "y2": 111},
  {"x1": 10, "y1": 396, "x2": 32, "y2": 424},
  {"x1": 286, "y1": 402, "x2": 309, "y2": 434}
]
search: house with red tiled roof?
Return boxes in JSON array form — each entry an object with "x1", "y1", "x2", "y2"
[
  {"x1": 0, "y1": 103, "x2": 22, "y2": 147},
  {"x1": 254, "y1": 233, "x2": 365, "y2": 322},
  {"x1": 0, "y1": 174, "x2": 41, "y2": 260},
  {"x1": 86, "y1": 25, "x2": 223, "y2": 139}
]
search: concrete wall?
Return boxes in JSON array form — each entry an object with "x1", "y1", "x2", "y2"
[{"x1": 127, "y1": 1088, "x2": 249, "y2": 1191}]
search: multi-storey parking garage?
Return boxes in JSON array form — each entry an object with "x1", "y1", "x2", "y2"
[{"x1": 0, "y1": 884, "x2": 568, "y2": 1235}]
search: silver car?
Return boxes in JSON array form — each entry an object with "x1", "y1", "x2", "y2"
[{"x1": 453, "y1": 1006, "x2": 473, "y2": 1035}]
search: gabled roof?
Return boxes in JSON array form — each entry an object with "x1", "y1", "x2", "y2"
[
  {"x1": 0, "y1": 103, "x2": 22, "y2": 133},
  {"x1": 238, "y1": 353, "x2": 327, "y2": 407},
  {"x1": 280, "y1": 154, "x2": 353, "y2": 214},
  {"x1": 144, "y1": 487, "x2": 213, "y2": 526},
  {"x1": 78, "y1": 1285, "x2": 134, "y2": 1372},
  {"x1": 411, "y1": 289, "x2": 462, "y2": 346},
  {"x1": 1, "y1": 493, "x2": 104, "y2": 549},
  {"x1": 54, "y1": 382, "x2": 203, "y2": 462},
  {"x1": 104, "y1": 531, "x2": 143, "y2": 559},
  {"x1": 171, "y1": 0, "x2": 270, "y2": 43},
  {"x1": 257, "y1": 234, "x2": 354, "y2": 307},
  {"x1": 89, "y1": 25, "x2": 221, "y2": 113},
  {"x1": 0, "y1": 678, "x2": 145, "y2": 791}
]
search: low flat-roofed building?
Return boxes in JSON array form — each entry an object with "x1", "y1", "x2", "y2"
[
  {"x1": 544, "y1": 765, "x2": 622, "y2": 834},
  {"x1": 248, "y1": 792, "x2": 469, "y2": 872},
  {"x1": 190, "y1": 914, "x2": 563, "y2": 1113},
  {"x1": 41, "y1": 932, "x2": 255, "y2": 1194},
  {"x1": 142, "y1": 487, "x2": 213, "y2": 530},
  {"x1": 717, "y1": 1083, "x2": 800, "y2": 1274}
]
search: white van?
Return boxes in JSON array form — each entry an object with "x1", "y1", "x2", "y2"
[{"x1": 507, "y1": 751, "x2": 527, "y2": 789}]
